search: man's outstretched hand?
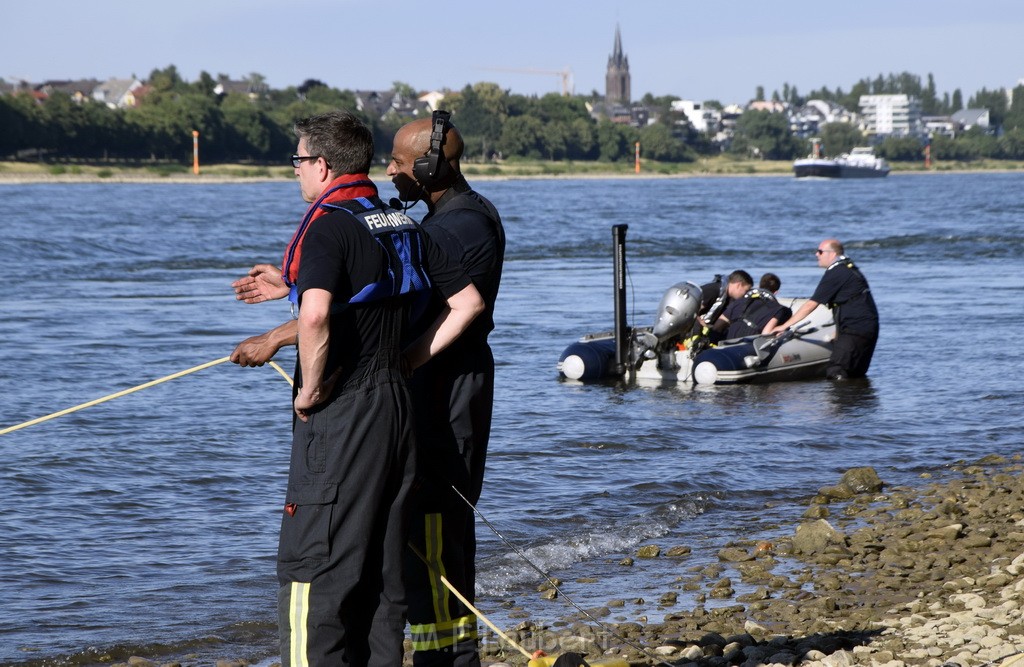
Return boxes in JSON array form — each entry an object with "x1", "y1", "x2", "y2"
[{"x1": 232, "y1": 264, "x2": 288, "y2": 303}]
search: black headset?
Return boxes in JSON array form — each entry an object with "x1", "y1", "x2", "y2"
[{"x1": 412, "y1": 109, "x2": 452, "y2": 184}]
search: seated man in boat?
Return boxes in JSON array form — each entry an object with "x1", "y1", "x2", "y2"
[
  {"x1": 704, "y1": 270, "x2": 754, "y2": 341},
  {"x1": 716, "y1": 271, "x2": 790, "y2": 340},
  {"x1": 757, "y1": 272, "x2": 792, "y2": 325},
  {"x1": 682, "y1": 270, "x2": 750, "y2": 349}
]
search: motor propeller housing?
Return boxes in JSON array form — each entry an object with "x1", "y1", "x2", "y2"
[{"x1": 651, "y1": 281, "x2": 703, "y2": 342}]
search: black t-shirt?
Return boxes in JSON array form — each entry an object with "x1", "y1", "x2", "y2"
[
  {"x1": 811, "y1": 258, "x2": 879, "y2": 336},
  {"x1": 298, "y1": 207, "x2": 471, "y2": 382},
  {"x1": 416, "y1": 187, "x2": 504, "y2": 354},
  {"x1": 724, "y1": 291, "x2": 786, "y2": 339}
]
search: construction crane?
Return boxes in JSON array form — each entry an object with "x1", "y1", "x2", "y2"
[{"x1": 480, "y1": 67, "x2": 574, "y2": 96}]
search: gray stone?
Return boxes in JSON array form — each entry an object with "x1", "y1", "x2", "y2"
[{"x1": 793, "y1": 520, "x2": 846, "y2": 554}]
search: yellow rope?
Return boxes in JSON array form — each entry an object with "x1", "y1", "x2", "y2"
[
  {"x1": 408, "y1": 542, "x2": 532, "y2": 660},
  {"x1": 2, "y1": 352, "x2": 537, "y2": 658},
  {"x1": 260, "y1": 364, "x2": 530, "y2": 659},
  {"x1": 1, "y1": 356, "x2": 249, "y2": 436},
  {"x1": 268, "y1": 361, "x2": 294, "y2": 386}
]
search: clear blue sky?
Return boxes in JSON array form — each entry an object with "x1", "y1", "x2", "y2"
[{"x1": 3, "y1": 0, "x2": 1021, "y2": 105}]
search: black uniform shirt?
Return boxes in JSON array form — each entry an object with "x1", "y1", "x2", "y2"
[
  {"x1": 298, "y1": 207, "x2": 471, "y2": 382},
  {"x1": 811, "y1": 258, "x2": 879, "y2": 336},
  {"x1": 417, "y1": 186, "x2": 504, "y2": 351}
]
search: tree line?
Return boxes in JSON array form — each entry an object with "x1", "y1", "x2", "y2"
[{"x1": 2, "y1": 65, "x2": 1024, "y2": 165}]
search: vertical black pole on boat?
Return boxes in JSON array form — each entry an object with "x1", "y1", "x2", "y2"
[{"x1": 612, "y1": 224, "x2": 629, "y2": 376}]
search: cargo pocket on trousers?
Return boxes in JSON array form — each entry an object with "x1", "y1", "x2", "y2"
[
  {"x1": 302, "y1": 412, "x2": 327, "y2": 474},
  {"x1": 278, "y1": 482, "x2": 339, "y2": 569}
]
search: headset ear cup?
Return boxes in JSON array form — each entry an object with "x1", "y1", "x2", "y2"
[
  {"x1": 413, "y1": 155, "x2": 431, "y2": 183},
  {"x1": 413, "y1": 109, "x2": 450, "y2": 185}
]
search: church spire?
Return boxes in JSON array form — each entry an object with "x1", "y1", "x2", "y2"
[{"x1": 605, "y1": 23, "x2": 631, "y2": 104}]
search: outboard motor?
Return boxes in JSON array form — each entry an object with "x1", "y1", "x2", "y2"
[
  {"x1": 652, "y1": 282, "x2": 703, "y2": 342},
  {"x1": 631, "y1": 281, "x2": 704, "y2": 368}
]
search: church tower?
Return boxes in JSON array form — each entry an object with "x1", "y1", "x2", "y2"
[{"x1": 605, "y1": 24, "x2": 631, "y2": 105}]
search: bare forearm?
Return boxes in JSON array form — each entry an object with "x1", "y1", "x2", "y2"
[
  {"x1": 296, "y1": 290, "x2": 332, "y2": 392},
  {"x1": 405, "y1": 284, "x2": 484, "y2": 370},
  {"x1": 267, "y1": 319, "x2": 298, "y2": 351},
  {"x1": 776, "y1": 300, "x2": 818, "y2": 332}
]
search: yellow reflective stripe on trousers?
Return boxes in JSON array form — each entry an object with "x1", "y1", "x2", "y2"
[
  {"x1": 425, "y1": 513, "x2": 450, "y2": 623},
  {"x1": 410, "y1": 613, "x2": 478, "y2": 650},
  {"x1": 289, "y1": 581, "x2": 311, "y2": 667}
]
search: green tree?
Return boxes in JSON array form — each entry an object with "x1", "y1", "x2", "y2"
[
  {"x1": 968, "y1": 88, "x2": 1008, "y2": 128},
  {"x1": 730, "y1": 109, "x2": 803, "y2": 160},
  {"x1": 0, "y1": 92, "x2": 45, "y2": 156},
  {"x1": 819, "y1": 122, "x2": 864, "y2": 157},
  {"x1": 957, "y1": 126, "x2": 998, "y2": 158},
  {"x1": 536, "y1": 93, "x2": 590, "y2": 124},
  {"x1": 1003, "y1": 85, "x2": 1024, "y2": 132},
  {"x1": 194, "y1": 71, "x2": 218, "y2": 96},
  {"x1": 876, "y1": 135, "x2": 925, "y2": 162},
  {"x1": 498, "y1": 115, "x2": 544, "y2": 158},
  {"x1": 596, "y1": 119, "x2": 635, "y2": 161},
  {"x1": 220, "y1": 93, "x2": 278, "y2": 158},
  {"x1": 638, "y1": 122, "x2": 692, "y2": 162},
  {"x1": 951, "y1": 89, "x2": 963, "y2": 112},
  {"x1": 565, "y1": 117, "x2": 599, "y2": 160},
  {"x1": 920, "y1": 73, "x2": 938, "y2": 115},
  {"x1": 148, "y1": 65, "x2": 185, "y2": 93},
  {"x1": 930, "y1": 134, "x2": 979, "y2": 161},
  {"x1": 447, "y1": 82, "x2": 507, "y2": 158},
  {"x1": 540, "y1": 121, "x2": 569, "y2": 160},
  {"x1": 391, "y1": 81, "x2": 417, "y2": 99},
  {"x1": 997, "y1": 128, "x2": 1024, "y2": 159}
]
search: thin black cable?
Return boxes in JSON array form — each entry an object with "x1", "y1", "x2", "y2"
[{"x1": 450, "y1": 485, "x2": 676, "y2": 667}]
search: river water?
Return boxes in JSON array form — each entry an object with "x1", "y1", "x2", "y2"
[{"x1": 1, "y1": 172, "x2": 1022, "y2": 665}]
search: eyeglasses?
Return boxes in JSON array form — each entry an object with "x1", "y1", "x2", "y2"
[
  {"x1": 291, "y1": 154, "x2": 320, "y2": 168},
  {"x1": 815, "y1": 249, "x2": 830, "y2": 255}
]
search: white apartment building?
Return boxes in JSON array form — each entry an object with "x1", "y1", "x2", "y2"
[
  {"x1": 858, "y1": 94, "x2": 922, "y2": 136},
  {"x1": 669, "y1": 99, "x2": 721, "y2": 134}
]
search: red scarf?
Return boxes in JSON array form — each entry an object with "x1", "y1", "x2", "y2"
[{"x1": 281, "y1": 173, "x2": 378, "y2": 290}]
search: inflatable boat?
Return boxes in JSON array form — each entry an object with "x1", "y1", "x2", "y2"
[{"x1": 557, "y1": 225, "x2": 836, "y2": 385}]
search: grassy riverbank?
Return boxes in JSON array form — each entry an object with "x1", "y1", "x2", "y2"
[{"x1": 1, "y1": 156, "x2": 1021, "y2": 184}]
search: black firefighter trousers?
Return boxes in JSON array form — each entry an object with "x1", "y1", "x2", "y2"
[{"x1": 277, "y1": 368, "x2": 416, "y2": 667}]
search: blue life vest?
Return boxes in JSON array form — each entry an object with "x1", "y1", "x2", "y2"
[{"x1": 289, "y1": 195, "x2": 432, "y2": 308}]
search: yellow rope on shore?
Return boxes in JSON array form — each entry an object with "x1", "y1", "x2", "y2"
[
  {"x1": 407, "y1": 542, "x2": 532, "y2": 660},
  {"x1": 264, "y1": 363, "x2": 535, "y2": 660},
  {"x1": 1, "y1": 356, "x2": 242, "y2": 436}
]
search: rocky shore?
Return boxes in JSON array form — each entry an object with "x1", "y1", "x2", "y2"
[
  {"x1": 479, "y1": 455, "x2": 1024, "y2": 667},
  {"x1": 109, "y1": 455, "x2": 1024, "y2": 667}
]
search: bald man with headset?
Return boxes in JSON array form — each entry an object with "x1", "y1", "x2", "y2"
[{"x1": 387, "y1": 111, "x2": 505, "y2": 667}]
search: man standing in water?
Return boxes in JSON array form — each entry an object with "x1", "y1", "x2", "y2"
[
  {"x1": 770, "y1": 239, "x2": 878, "y2": 379},
  {"x1": 387, "y1": 112, "x2": 505, "y2": 667},
  {"x1": 261, "y1": 110, "x2": 483, "y2": 667}
]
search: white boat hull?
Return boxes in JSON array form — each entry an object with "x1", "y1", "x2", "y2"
[{"x1": 559, "y1": 299, "x2": 835, "y2": 385}]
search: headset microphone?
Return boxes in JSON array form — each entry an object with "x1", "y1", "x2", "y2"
[{"x1": 389, "y1": 197, "x2": 417, "y2": 214}]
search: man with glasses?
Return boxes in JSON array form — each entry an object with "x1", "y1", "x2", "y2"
[
  {"x1": 233, "y1": 110, "x2": 484, "y2": 666},
  {"x1": 769, "y1": 238, "x2": 879, "y2": 380}
]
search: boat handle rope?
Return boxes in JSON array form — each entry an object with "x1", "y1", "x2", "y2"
[{"x1": 0, "y1": 357, "x2": 291, "y2": 436}]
